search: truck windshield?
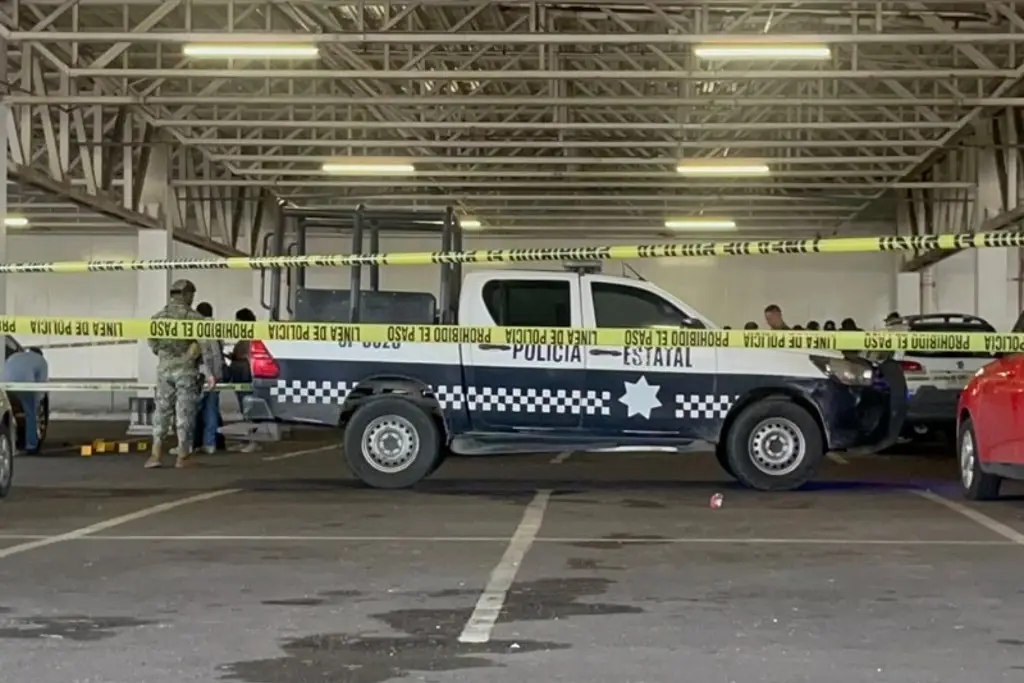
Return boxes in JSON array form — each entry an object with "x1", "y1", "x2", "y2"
[{"x1": 592, "y1": 282, "x2": 706, "y2": 329}]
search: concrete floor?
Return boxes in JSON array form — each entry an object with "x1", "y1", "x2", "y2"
[{"x1": 3, "y1": 423, "x2": 1024, "y2": 683}]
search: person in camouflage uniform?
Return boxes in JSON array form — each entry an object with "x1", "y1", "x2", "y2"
[{"x1": 144, "y1": 279, "x2": 223, "y2": 469}]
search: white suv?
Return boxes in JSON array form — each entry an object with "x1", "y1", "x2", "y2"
[{"x1": 886, "y1": 313, "x2": 995, "y2": 443}]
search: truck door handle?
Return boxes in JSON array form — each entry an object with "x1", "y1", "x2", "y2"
[
  {"x1": 479, "y1": 344, "x2": 511, "y2": 351},
  {"x1": 589, "y1": 349, "x2": 622, "y2": 357}
]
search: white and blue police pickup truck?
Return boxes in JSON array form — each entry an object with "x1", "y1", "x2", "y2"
[{"x1": 243, "y1": 268, "x2": 907, "y2": 491}]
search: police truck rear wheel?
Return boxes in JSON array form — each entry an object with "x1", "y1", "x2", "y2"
[
  {"x1": 725, "y1": 400, "x2": 823, "y2": 491},
  {"x1": 343, "y1": 398, "x2": 441, "y2": 489},
  {"x1": 715, "y1": 445, "x2": 735, "y2": 479}
]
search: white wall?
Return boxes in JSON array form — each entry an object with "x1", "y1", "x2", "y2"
[
  {"x1": 305, "y1": 235, "x2": 899, "y2": 330},
  {"x1": 7, "y1": 233, "x2": 260, "y2": 381},
  {"x1": 925, "y1": 247, "x2": 1021, "y2": 329},
  {"x1": 928, "y1": 251, "x2": 977, "y2": 316}
]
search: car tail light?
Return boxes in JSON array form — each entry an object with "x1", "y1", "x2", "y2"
[
  {"x1": 899, "y1": 360, "x2": 924, "y2": 373},
  {"x1": 249, "y1": 340, "x2": 279, "y2": 379}
]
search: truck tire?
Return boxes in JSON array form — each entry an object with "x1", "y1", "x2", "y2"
[
  {"x1": 343, "y1": 397, "x2": 441, "y2": 489},
  {"x1": 14, "y1": 397, "x2": 47, "y2": 454},
  {"x1": 724, "y1": 399, "x2": 823, "y2": 491},
  {"x1": 714, "y1": 445, "x2": 735, "y2": 479}
]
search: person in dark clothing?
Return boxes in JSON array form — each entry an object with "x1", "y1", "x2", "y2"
[
  {"x1": 840, "y1": 317, "x2": 858, "y2": 331},
  {"x1": 807, "y1": 320, "x2": 820, "y2": 331},
  {"x1": 823, "y1": 320, "x2": 837, "y2": 331},
  {"x1": 229, "y1": 308, "x2": 260, "y2": 453}
]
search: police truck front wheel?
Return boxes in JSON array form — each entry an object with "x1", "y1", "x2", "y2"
[
  {"x1": 724, "y1": 399, "x2": 824, "y2": 491},
  {"x1": 343, "y1": 397, "x2": 442, "y2": 489}
]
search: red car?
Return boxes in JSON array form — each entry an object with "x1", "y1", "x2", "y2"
[{"x1": 957, "y1": 354, "x2": 1024, "y2": 499}]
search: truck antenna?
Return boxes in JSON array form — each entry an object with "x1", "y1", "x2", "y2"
[{"x1": 622, "y1": 263, "x2": 647, "y2": 282}]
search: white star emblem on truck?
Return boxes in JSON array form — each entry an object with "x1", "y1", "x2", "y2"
[{"x1": 618, "y1": 376, "x2": 662, "y2": 419}]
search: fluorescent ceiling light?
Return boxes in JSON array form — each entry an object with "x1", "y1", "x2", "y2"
[
  {"x1": 426, "y1": 217, "x2": 481, "y2": 228},
  {"x1": 676, "y1": 161, "x2": 771, "y2": 177},
  {"x1": 4, "y1": 217, "x2": 29, "y2": 228},
  {"x1": 694, "y1": 44, "x2": 831, "y2": 60},
  {"x1": 321, "y1": 161, "x2": 416, "y2": 175},
  {"x1": 183, "y1": 44, "x2": 320, "y2": 58},
  {"x1": 664, "y1": 218, "x2": 737, "y2": 230}
]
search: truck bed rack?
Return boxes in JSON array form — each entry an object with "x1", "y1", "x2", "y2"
[{"x1": 264, "y1": 205, "x2": 466, "y2": 324}]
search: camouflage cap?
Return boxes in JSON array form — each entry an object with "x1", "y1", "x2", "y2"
[{"x1": 169, "y1": 278, "x2": 196, "y2": 294}]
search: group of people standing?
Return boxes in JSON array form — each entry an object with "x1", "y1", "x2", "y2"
[
  {"x1": 752, "y1": 305, "x2": 863, "y2": 332},
  {"x1": 144, "y1": 278, "x2": 258, "y2": 469}
]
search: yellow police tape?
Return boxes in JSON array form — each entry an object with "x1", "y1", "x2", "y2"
[
  {"x1": 6, "y1": 315, "x2": 1024, "y2": 354},
  {"x1": 1, "y1": 231, "x2": 1022, "y2": 274}
]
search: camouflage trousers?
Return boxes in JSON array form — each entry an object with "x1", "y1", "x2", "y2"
[{"x1": 152, "y1": 370, "x2": 201, "y2": 454}]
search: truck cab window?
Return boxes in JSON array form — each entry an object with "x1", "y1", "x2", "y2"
[
  {"x1": 592, "y1": 282, "x2": 705, "y2": 329},
  {"x1": 483, "y1": 280, "x2": 572, "y2": 328}
]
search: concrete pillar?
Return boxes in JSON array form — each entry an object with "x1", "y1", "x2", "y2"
[
  {"x1": 135, "y1": 226, "x2": 173, "y2": 388},
  {"x1": 134, "y1": 148, "x2": 174, "y2": 388},
  {"x1": 975, "y1": 247, "x2": 1016, "y2": 329},
  {"x1": 895, "y1": 272, "x2": 922, "y2": 319}
]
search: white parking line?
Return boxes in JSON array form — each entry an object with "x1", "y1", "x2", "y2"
[
  {"x1": 0, "y1": 488, "x2": 240, "y2": 560},
  {"x1": 262, "y1": 444, "x2": 335, "y2": 461},
  {"x1": 458, "y1": 489, "x2": 552, "y2": 644},
  {"x1": 911, "y1": 489, "x2": 1024, "y2": 545},
  {"x1": 52, "y1": 534, "x2": 1012, "y2": 546},
  {"x1": 550, "y1": 451, "x2": 573, "y2": 464},
  {"x1": 826, "y1": 452, "x2": 849, "y2": 465}
]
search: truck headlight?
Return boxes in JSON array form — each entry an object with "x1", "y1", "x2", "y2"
[{"x1": 810, "y1": 356, "x2": 874, "y2": 386}]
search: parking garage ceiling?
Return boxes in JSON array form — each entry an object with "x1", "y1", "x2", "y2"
[{"x1": 3, "y1": 0, "x2": 1024, "y2": 246}]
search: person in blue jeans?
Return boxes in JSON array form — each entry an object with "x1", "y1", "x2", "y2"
[
  {"x1": 194, "y1": 302, "x2": 224, "y2": 454},
  {"x1": 4, "y1": 346, "x2": 48, "y2": 454}
]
